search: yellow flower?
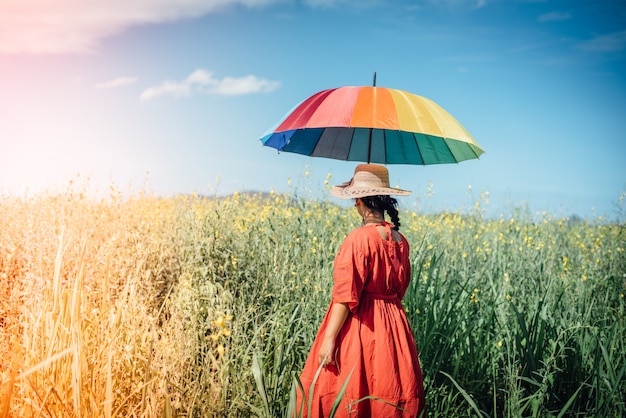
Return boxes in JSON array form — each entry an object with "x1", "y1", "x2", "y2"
[
  {"x1": 214, "y1": 316, "x2": 226, "y2": 328},
  {"x1": 217, "y1": 344, "x2": 225, "y2": 356}
]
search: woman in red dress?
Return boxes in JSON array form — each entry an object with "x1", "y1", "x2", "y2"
[{"x1": 297, "y1": 164, "x2": 425, "y2": 417}]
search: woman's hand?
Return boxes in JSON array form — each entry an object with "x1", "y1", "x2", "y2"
[
  {"x1": 318, "y1": 336, "x2": 336, "y2": 367},
  {"x1": 318, "y1": 302, "x2": 349, "y2": 368}
]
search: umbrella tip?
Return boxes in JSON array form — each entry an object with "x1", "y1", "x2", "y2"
[{"x1": 373, "y1": 71, "x2": 377, "y2": 87}]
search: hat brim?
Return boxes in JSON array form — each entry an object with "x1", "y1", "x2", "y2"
[{"x1": 331, "y1": 185, "x2": 412, "y2": 199}]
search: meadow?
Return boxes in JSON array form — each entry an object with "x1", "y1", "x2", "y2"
[{"x1": 1, "y1": 182, "x2": 624, "y2": 417}]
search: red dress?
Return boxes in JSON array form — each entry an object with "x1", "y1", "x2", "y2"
[{"x1": 297, "y1": 222, "x2": 425, "y2": 417}]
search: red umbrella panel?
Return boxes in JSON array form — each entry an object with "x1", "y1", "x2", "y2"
[{"x1": 259, "y1": 86, "x2": 484, "y2": 165}]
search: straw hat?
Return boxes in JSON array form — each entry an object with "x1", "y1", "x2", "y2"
[{"x1": 331, "y1": 164, "x2": 411, "y2": 199}]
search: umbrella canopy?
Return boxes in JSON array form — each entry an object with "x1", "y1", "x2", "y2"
[{"x1": 259, "y1": 86, "x2": 484, "y2": 165}]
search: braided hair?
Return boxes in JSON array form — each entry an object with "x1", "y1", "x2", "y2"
[{"x1": 359, "y1": 195, "x2": 402, "y2": 231}]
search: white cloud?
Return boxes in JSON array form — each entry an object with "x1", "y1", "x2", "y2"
[
  {"x1": 579, "y1": 30, "x2": 626, "y2": 53},
  {"x1": 212, "y1": 75, "x2": 281, "y2": 95},
  {"x1": 188, "y1": 69, "x2": 214, "y2": 85},
  {"x1": 538, "y1": 11, "x2": 571, "y2": 22},
  {"x1": 140, "y1": 81, "x2": 192, "y2": 101},
  {"x1": 0, "y1": 0, "x2": 283, "y2": 54},
  {"x1": 96, "y1": 76, "x2": 138, "y2": 89},
  {"x1": 140, "y1": 69, "x2": 281, "y2": 101}
]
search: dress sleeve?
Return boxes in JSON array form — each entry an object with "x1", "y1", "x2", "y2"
[{"x1": 331, "y1": 230, "x2": 369, "y2": 313}]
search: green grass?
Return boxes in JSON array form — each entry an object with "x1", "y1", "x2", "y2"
[{"x1": 0, "y1": 186, "x2": 624, "y2": 417}]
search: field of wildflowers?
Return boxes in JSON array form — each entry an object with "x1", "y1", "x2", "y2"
[{"x1": 0, "y1": 182, "x2": 624, "y2": 417}]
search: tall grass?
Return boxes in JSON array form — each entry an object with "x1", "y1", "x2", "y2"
[
  {"x1": 1, "y1": 184, "x2": 624, "y2": 417},
  {"x1": 401, "y1": 210, "x2": 625, "y2": 416}
]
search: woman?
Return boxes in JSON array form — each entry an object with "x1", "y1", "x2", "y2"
[{"x1": 297, "y1": 164, "x2": 425, "y2": 417}]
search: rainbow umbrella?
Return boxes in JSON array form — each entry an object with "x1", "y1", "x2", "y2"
[{"x1": 259, "y1": 84, "x2": 484, "y2": 165}]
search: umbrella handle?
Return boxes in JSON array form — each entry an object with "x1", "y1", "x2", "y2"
[
  {"x1": 369, "y1": 71, "x2": 376, "y2": 163},
  {"x1": 367, "y1": 128, "x2": 372, "y2": 164}
]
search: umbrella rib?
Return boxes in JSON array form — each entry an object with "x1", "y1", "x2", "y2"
[
  {"x1": 443, "y1": 137, "x2": 459, "y2": 164},
  {"x1": 470, "y1": 143, "x2": 483, "y2": 159},
  {"x1": 345, "y1": 129, "x2": 356, "y2": 161},
  {"x1": 413, "y1": 132, "x2": 426, "y2": 165},
  {"x1": 448, "y1": 137, "x2": 482, "y2": 162}
]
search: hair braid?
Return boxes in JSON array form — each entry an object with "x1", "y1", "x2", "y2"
[
  {"x1": 360, "y1": 195, "x2": 402, "y2": 231},
  {"x1": 386, "y1": 201, "x2": 401, "y2": 231}
]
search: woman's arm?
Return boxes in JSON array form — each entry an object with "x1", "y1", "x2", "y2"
[{"x1": 318, "y1": 302, "x2": 350, "y2": 366}]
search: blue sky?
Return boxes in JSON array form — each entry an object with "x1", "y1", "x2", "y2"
[{"x1": 1, "y1": 0, "x2": 624, "y2": 219}]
